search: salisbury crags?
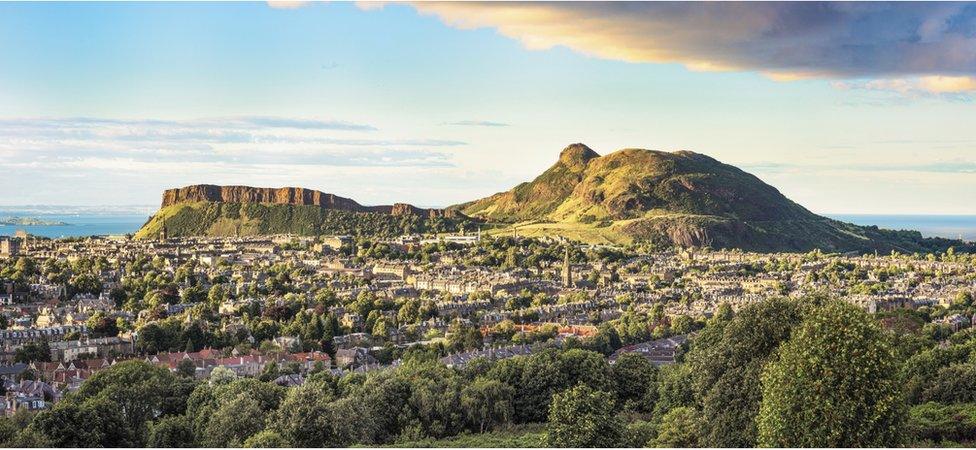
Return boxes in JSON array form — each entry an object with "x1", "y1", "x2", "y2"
[
  {"x1": 135, "y1": 185, "x2": 468, "y2": 239},
  {"x1": 159, "y1": 184, "x2": 457, "y2": 218}
]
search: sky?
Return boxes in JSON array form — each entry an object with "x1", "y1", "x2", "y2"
[{"x1": 0, "y1": 1, "x2": 975, "y2": 214}]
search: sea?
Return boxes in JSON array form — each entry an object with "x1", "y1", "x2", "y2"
[
  {"x1": 826, "y1": 214, "x2": 976, "y2": 242},
  {"x1": 1, "y1": 208, "x2": 974, "y2": 242},
  {"x1": 0, "y1": 207, "x2": 153, "y2": 239}
]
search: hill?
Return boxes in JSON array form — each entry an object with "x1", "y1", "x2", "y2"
[
  {"x1": 456, "y1": 144, "x2": 966, "y2": 253},
  {"x1": 134, "y1": 185, "x2": 471, "y2": 239}
]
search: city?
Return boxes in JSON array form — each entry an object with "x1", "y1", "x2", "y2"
[
  {"x1": 3, "y1": 1, "x2": 976, "y2": 448},
  {"x1": 1, "y1": 227, "x2": 974, "y2": 445}
]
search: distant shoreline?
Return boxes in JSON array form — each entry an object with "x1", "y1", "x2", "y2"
[{"x1": 0, "y1": 216, "x2": 70, "y2": 226}]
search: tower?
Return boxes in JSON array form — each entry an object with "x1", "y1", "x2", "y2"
[
  {"x1": 159, "y1": 223, "x2": 168, "y2": 241},
  {"x1": 562, "y1": 245, "x2": 573, "y2": 288}
]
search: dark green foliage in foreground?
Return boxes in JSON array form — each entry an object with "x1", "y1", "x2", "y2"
[
  {"x1": 649, "y1": 406, "x2": 703, "y2": 447},
  {"x1": 907, "y1": 402, "x2": 976, "y2": 446},
  {"x1": 684, "y1": 297, "x2": 807, "y2": 447},
  {"x1": 0, "y1": 297, "x2": 957, "y2": 448},
  {"x1": 757, "y1": 301, "x2": 905, "y2": 447},
  {"x1": 545, "y1": 384, "x2": 621, "y2": 448},
  {"x1": 13, "y1": 361, "x2": 187, "y2": 447}
]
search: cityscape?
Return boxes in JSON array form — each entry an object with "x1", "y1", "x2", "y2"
[{"x1": 2, "y1": 1, "x2": 976, "y2": 449}]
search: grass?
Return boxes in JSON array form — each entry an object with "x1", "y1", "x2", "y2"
[
  {"x1": 483, "y1": 220, "x2": 633, "y2": 245},
  {"x1": 379, "y1": 424, "x2": 547, "y2": 448}
]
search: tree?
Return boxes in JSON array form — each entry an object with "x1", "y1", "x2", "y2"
[
  {"x1": 460, "y1": 378, "x2": 515, "y2": 433},
  {"x1": 21, "y1": 360, "x2": 183, "y2": 447},
  {"x1": 558, "y1": 348, "x2": 612, "y2": 392},
  {"x1": 201, "y1": 396, "x2": 266, "y2": 447},
  {"x1": 546, "y1": 384, "x2": 622, "y2": 448},
  {"x1": 610, "y1": 353, "x2": 658, "y2": 412},
  {"x1": 87, "y1": 312, "x2": 119, "y2": 338},
  {"x1": 684, "y1": 297, "x2": 805, "y2": 447},
  {"x1": 757, "y1": 301, "x2": 905, "y2": 447},
  {"x1": 651, "y1": 363, "x2": 694, "y2": 418},
  {"x1": 650, "y1": 406, "x2": 702, "y2": 447},
  {"x1": 208, "y1": 366, "x2": 237, "y2": 385},
  {"x1": 147, "y1": 415, "x2": 194, "y2": 448},
  {"x1": 14, "y1": 340, "x2": 50, "y2": 363},
  {"x1": 176, "y1": 359, "x2": 197, "y2": 379},
  {"x1": 186, "y1": 378, "x2": 285, "y2": 447},
  {"x1": 906, "y1": 402, "x2": 976, "y2": 445},
  {"x1": 269, "y1": 382, "x2": 374, "y2": 447},
  {"x1": 917, "y1": 363, "x2": 976, "y2": 404},
  {"x1": 23, "y1": 398, "x2": 125, "y2": 447},
  {"x1": 243, "y1": 430, "x2": 288, "y2": 448}
]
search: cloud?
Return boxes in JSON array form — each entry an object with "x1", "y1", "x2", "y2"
[
  {"x1": 833, "y1": 75, "x2": 976, "y2": 97},
  {"x1": 744, "y1": 161, "x2": 976, "y2": 175},
  {"x1": 446, "y1": 120, "x2": 510, "y2": 127},
  {"x1": 267, "y1": 1, "x2": 310, "y2": 10},
  {"x1": 0, "y1": 116, "x2": 376, "y2": 131},
  {"x1": 405, "y1": 2, "x2": 976, "y2": 93},
  {"x1": 0, "y1": 116, "x2": 460, "y2": 169}
]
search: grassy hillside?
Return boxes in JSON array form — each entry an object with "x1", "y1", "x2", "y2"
[
  {"x1": 460, "y1": 144, "x2": 970, "y2": 253},
  {"x1": 135, "y1": 202, "x2": 470, "y2": 239}
]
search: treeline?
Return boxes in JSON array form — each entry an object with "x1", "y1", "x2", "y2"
[
  {"x1": 7, "y1": 294, "x2": 976, "y2": 447},
  {"x1": 0, "y1": 345, "x2": 654, "y2": 447},
  {"x1": 1, "y1": 297, "x2": 946, "y2": 448}
]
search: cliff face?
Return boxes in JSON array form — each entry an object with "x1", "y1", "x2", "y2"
[
  {"x1": 157, "y1": 184, "x2": 467, "y2": 220},
  {"x1": 161, "y1": 185, "x2": 365, "y2": 211}
]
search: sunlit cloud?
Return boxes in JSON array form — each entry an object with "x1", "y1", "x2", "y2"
[
  {"x1": 832, "y1": 75, "x2": 976, "y2": 97},
  {"x1": 266, "y1": 1, "x2": 310, "y2": 10},
  {"x1": 401, "y1": 2, "x2": 976, "y2": 94}
]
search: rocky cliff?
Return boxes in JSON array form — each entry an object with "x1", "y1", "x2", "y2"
[
  {"x1": 161, "y1": 185, "x2": 365, "y2": 210},
  {"x1": 159, "y1": 184, "x2": 460, "y2": 219},
  {"x1": 136, "y1": 184, "x2": 470, "y2": 239}
]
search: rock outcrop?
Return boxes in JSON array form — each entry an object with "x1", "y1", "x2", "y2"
[
  {"x1": 161, "y1": 185, "x2": 364, "y2": 210},
  {"x1": 159, "y1": 184, "x2": 462, "y2": 218}
]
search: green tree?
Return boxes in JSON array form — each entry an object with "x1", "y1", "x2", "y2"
[
  {"x1": 757, "y1": 301, "x2": 905, "y2": 447},
  {"x1": 176, "y1": 359, "x2": 197, "y2": 379},
  {"x1": 650, "y1": 406, "x2": 702, "y2": 447},
  {"x1": 19, "y1": 357, "x2": 193, "y2": 448},
  {"x1": 243, "y1": 430, "x2": 288, "y2": 448},
  {"x1": 684, "y1": 297, "x2": 804, "y2": 446},
  {"x1": 14, "y1": 340, "x2": 51, "y2": 363},
  {"x1": 546, "y1": 384, "x2": 622, "y2": 448},
  {"x1": 651, "y1": 363, "x2": 695, "y2": 419},
  {"x1": 460, "y1": 378, "x2": 515, "y2": 433},
  {"x1": 147, "y1": 415, "x2": 194, "y2": 448},
  {"x1": 610, "y1": 353, "x2": 658, "y2": 412},
  {"x1": 201, "y1": 396, "x2": 266, "y2": 447}
]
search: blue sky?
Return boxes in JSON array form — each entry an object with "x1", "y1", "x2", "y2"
[{"x1": 1, "y1": 2, "x2": 974, "y2": 214}]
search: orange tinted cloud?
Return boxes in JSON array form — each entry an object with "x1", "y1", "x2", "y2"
[{"x1": 407, "y1": 2, "x2": 976, "y2": 93}]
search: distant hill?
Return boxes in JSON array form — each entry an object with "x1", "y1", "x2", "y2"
[
  {"x1": 455, "y1": 143, "x2": 967, "y2": 253},
  {"x1": 134, "y1": 185, "x2": 471, "y2": 239}
]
